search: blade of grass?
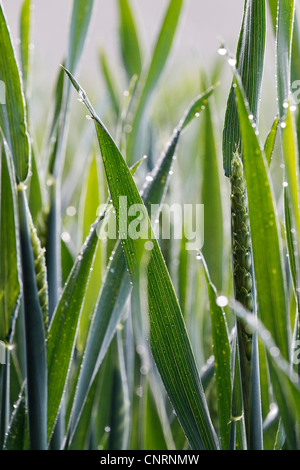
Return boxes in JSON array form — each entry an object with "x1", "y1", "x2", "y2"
[
  {"x1": 233, "y1": 73, "x2": 300, "y2": 447},
  {"x1": 47, "y1": 210, "x2": 105, "y2": 442},
  {"x1": 107, "y1": 333, "x2": 130, "y2": 450},
  {"x1": 99, "y1": 49, "x2": 120, "y2": 119},
  {"x1": 126, "y1": 0, "x2": 184, "y2": 163},
  {"x1": 77, "y1": 153, "x2": 103, "y2": 351},
  {"x1": 0, "y1": 145, "x2": 20, "y2": 342},
  {"x1": 0, "y1": 4, "x2": 30, "y2": 183},
  {"x1": 234, "y1": 69, "x2": 290, "y2": 362},
  {"x1": 276, "y1": 0, "x2": 295, "y2": 120},
  {"x1": 223, "y1": 0, "x2": 266, "y2": 176},
  {"x1": 17, "y1": 186, "x2": 47, "y2": 449},
  {"x1": 3, "y1": 385, "x2": 27, "y2": 450},
  {"x1": 200, "y1": 92, "x2": 223, "y2": 290},
  {"x1": 200, "y1": 254, "x2": 231, "y2": 450},
  {"x1": 65, "y1": 70, "x2": 219, "y2": 450},
  {"x1": 232, "y1": 300, "x2": 300, "y2": 448},
  {"x1": 66, "y1": 83, "x2": 215, "y2": 444},
  {"x1": 117, "y1": 0, "x2": 142, "y2": 81},
  {"x1": 19, "y1": 0, "x2": 31, "y2": 96},
  {"x1": 264, "y1": 116, "x2": 279, "y2": 166}
]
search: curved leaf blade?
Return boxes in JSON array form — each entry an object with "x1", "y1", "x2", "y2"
[
  {"x1": 66, "y1": 78, "x2": 215, "y2": 446},
  {"x1": 64, "y1": 70, "x2": 219, "y2": 450}
]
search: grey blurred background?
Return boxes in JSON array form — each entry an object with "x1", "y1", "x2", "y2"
[
  {"x1": 2, "y1": 1, "x2": 246, "y2": 86},
  {"x1": 1, "y1": 0, "x2": 282, "y2": 133}
]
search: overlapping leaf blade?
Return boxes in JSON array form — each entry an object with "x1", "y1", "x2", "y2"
[
  {"x1": 0, "y1": 145, "x2": 20, "y2": 341},
  {"x1": 64, "y1": 69, "x2": 218, "y2": 449}
]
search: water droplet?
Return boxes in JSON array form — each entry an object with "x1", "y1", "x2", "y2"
[
  {"x1": 169, "y1": 170, "x2": 174, "y2": 175},
  {"x1": 196, "y1": 252, "x2": 202, "y2": 260},
  {"x1": 228, "y1": 57, "x2": 236, "y2": 66},
  {"x1": 270, "y1": 346, "x2": 280, "y2": 357},
  {"x1": 61, "y1": 232, "x2": 71, "y2": 243},
  {"x1": 140, "y1": 365, "x2": 149, "y2": 375},
  {"x1": 85, "y1": 114, "x2": 92, "y2": 120},
  {"x1": 195, "y1": 112, "x2": 200, "y2": 118},
  {"x1": 124, "y1": 124, "x2": 132, "y2": 133},
  {"x1": 218, "y1": 46, "x2": 227, "y2": 56},
  {"x1": 248, "y1": 114, "x2": 254, "y2": 121},
  {"x1": 261, "y1": 330, "x2": 271, "y2": 341},
  {"x1": 146, "y1": 175, "x2": 153, "y2": 182},
  {"x1": 104, "y1": 426, "x2": 111, "y2": 433},
  {"x1": 66, "y1": 205, "x2": 76, "y2": 217},
  {"x1": 145, "y1": 241, "x2": 154, "y2": 251},
  {"x1": 136, "y1": 344, "x2": 146, "y2": 355},
  {"x1": 216, "y1": 295, "x2": 228, "y2": 308},
  {"x1": 290, "y1": 104, "x2": 297, "y2": 112},
  {"x1": 283, "y1": 181, "x2": 288, "y2": 187},
  {"x1": 283, "y1": 101, "x2": 289, "y2": 109},
  {"x1": 280, "y1": 122, "x2": 287, "y2": 129}
]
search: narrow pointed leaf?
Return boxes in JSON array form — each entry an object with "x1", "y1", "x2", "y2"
[
  {"x1": 126, "y1": 0, "x2": 184, "y2": 162},
  {"x1": 223, "y1": 0, "x2": 266, "y2": 176},
  {"x1": 66, "y1": 0, "x2": 95, "y2": 75},
  {"x1": 0, "y1": 4, "x2": 30, "y2": 182},
  {"x1": 99, "y1": 50, "x2": 120, "y2": 118},
  {"x1": 47, "y1": 212, "x2": 103, "y2": 441},
  {"x1": 65, "y1": 70, "x2": 219, "y2": 450},
  {"x1": 200, "y1": 97, "x2": 223, "y2": 290},
  {"x1": 277, "y1": 0, "x2": 296, "y2": 120},
  {"x1": 234, "y1": 72, "x2": 290, "y2": 361},
  {"x1": 3, "y1": 386, "x2": 27, "y2": 450},
  {"x1": 201, "y1": 255, "x2": 231, "y2": 450},
  {"x1": 232, "y1": 300, "x2": 300, "y2": 449},
  {"x1": 65, "y1": 72, "x2": 215, "y2": 445},
  {"x1": 18, "y1": 188, "x2": 47, "y2": 449},
  {"x1": 118, "y1": 0, "x2": 142, "y2": 81},
  {"x1": 0, "y1": 145, "x2": 20, "y2": 341},
  {"x1": 19, "y1": 0, "x2": 31, "y2": 94},
  {"x1": 264, "y1": 116, "x2": 279, "y2": 166}
]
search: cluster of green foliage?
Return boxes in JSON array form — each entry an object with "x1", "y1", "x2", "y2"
[{"x1": 0, "y1": 0, "x2": 299, "y2": 451}]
